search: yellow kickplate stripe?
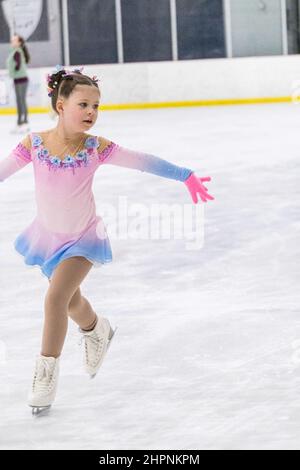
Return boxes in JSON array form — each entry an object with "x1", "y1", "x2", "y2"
[{"x1": 0, "y1": 96, "x2": 293, "y2": 115}]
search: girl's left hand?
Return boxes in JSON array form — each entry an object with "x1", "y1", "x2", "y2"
[{"x1": 184, "y1": 172, "x2": 215, "y2": 204}]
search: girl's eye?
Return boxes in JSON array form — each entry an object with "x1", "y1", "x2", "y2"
[{"x1": 79, "y1": 103, "x2": 98, "y2": 109}]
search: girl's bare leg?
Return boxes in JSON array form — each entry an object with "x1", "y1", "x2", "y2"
[
  {"x1": 48, "y1": 278, "x2": 98, "y2": 331},
  {"x1": 42, "y1": 256, "x2": 94, "y2": 358}
]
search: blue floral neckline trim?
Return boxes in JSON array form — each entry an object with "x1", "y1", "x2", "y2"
[{"x1": 31, "y1": 133, "x2": 99, "y2": 172}]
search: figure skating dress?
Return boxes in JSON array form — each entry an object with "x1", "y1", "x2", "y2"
[{"x1": 0, "y1": 132, "x2": 193, "y2": 279}]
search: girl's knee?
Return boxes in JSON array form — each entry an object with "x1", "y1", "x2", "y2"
[
  {"x1": 44, "y1": 290, "x2": 70, "y2": 313},
  {"x1": 45, "y1": 286, "x2": 81, "y2": 313}
]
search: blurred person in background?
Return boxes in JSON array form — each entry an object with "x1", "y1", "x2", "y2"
[{"x1": 6, "y1": 34, "x2": 30, "y2": 134}]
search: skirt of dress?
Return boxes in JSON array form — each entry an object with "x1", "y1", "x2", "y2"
[{"x1": 14, "y1": 215, "x2": 113, "y2": 280}]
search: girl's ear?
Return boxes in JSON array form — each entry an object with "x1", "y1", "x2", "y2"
[{"x1": 56, "y1": 99, "x2": 64, "y2": 114}]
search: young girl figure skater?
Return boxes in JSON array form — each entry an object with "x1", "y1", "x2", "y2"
[{"x1": 0, "y1": 65, "x2": 214, "y2": 415}]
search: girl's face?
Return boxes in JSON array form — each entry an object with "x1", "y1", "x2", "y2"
[
  {"x1": 11, "y1": 35, "x2": 20, "y2": 48},
  {"x1": 56, "y1": 84, "x2": 100, "y2": 133}
]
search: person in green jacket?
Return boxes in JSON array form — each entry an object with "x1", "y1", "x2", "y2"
[{"x1": 6, "y1": 34, "x2": 30, "y2": 134}]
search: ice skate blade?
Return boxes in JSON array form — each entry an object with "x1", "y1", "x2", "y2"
[
  {"x1": 30, "y1": 405, "x2": 51, "y2": 416},
  {"x1": 89, "y1": 326, "x2": 118, "y2": 380},
  {"x1": 108, "y1": 326, "x2": 118, "y2": 348}
]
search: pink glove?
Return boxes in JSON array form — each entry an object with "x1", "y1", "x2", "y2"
[{"x1": 184, "y1": 173, "x2": 214, "y2": 204}]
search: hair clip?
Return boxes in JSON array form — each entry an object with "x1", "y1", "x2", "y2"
[
  {"x1": 55, "y1": 64, "x2": 65, "y2": 73},
  {"x1": 47, "y1": 86, "x2": 54, "y2": 97},
  {"x1": 91, "y1": 75, "x2": 100, "y2": 83},
  {"x1": 73, "y1": 66, "x2": 84, "y2": 73},
  {"x1": 62, "y1": 65, "x2": 84, "y2": 77}
]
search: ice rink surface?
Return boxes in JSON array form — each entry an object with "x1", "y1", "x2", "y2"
[{"x1": 0, "y1": 103, "x2": 299, "y2": 450}]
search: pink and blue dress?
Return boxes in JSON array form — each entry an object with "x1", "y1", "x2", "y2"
[{"x1": 0, "y1": 133, "x2": 193, "y2": 279}]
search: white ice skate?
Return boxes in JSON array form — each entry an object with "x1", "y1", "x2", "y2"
[
  {"x1": 79, "y1": 315, "x2": 117, "y2": 379},
  {"x1": 20, "y1": 122, "x2": 30, "y2": 133},
  {"x1": 28, "y1": 355, "x2": 60, "y2": 416},
  {"x1": 10, "y1": 124, "x2": 25, "y2": 135}
]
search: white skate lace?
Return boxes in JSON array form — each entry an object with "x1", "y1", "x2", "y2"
[
  {"x1": 33, "y1": 358, "x2": 55, "y2": 393},
  {"x1": 80, "y1": 332, "x2": 105, "y2": 366}
]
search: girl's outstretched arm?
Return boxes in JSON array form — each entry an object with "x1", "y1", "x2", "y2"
[
  {"x1": 97, "y1": 138, "x2": 214, "y2": 204},
  {"x1": 0, "y1": 135, "x2": 32, "y2": 182}
]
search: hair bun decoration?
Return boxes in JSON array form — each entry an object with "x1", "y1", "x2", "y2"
[
  {"x1": 46, "y1": 65, "x2": 68, "y2": 97},
  {"x1": 46, "y1": 64, "x2": 100, "y2": 97},
  {"x1": 55, "y1": 64, "x2": 65, "y2": 73}
]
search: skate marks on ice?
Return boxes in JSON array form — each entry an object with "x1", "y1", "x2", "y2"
[{"x1": 1, "y1": 105, "x2": 300, "y2": 448}]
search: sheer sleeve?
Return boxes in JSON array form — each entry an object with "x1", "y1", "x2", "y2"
[
  {"x1": 97, "y1": 140, "x2": 194, "y2": 182},
  {"x1": 0, "y1": 137, "x2": 32, "y2": 183}
]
